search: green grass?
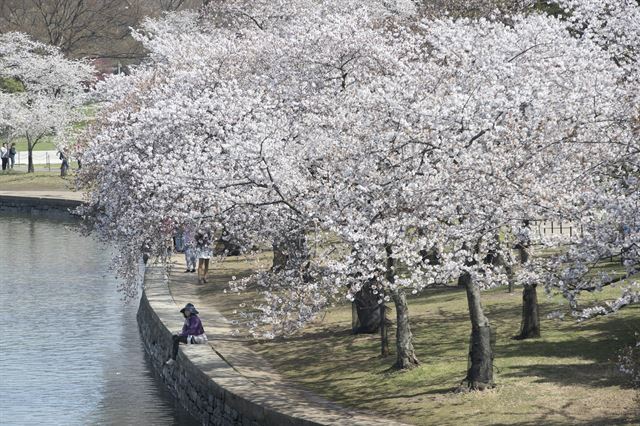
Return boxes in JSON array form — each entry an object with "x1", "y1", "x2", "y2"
[
  {"x1": 200, "y1": 255, "x2": 640, "y2": 425},
  {"x1": 10, "y1": 136, "x2": 57, "y2": 152},
  {"x1": 0, "y1": 170, "x2": 76, "y2": 191}
]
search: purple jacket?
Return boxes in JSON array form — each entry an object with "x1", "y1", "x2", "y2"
[{"x1": 179, "y1": 315, "x2": 205, "y2": 337}]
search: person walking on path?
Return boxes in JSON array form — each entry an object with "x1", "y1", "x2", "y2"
[
  {"x1": 166, "y1": 303, "x2": 207, "y2": 365},
  {"x1": 195, "y1": 226, "x2": 213, "y2": 284},
  {"x1": 8, "y1": 143, "x2": 16, "y2": 169},
  {"x1": 1, "y1": 143, "x2": 8, "y2": 171},
  {"x1": 183, "y1": 225, "x2": 197, "y2": 273},
  {"x1": 59, "y1": 150, "x2": 69, "y2": 177}
]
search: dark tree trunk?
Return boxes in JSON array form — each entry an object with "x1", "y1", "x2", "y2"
[
  {"x1": 385, "y1": 245, "x2": 419, "y2": 369},
  {"x1": 507, "y1": 267, "x2": 515, "y2": 293},
  {"x1": 512, "y1": 222, "x2": 540, "y2": 339},
  {"x1": 513, "y1": 284, "x2": 540, "y2": 339},
  {"x1": 495, "y1": 252, "x2": 515, "y2": 293},
  {"x1": 216, "y1": 228, "x2": 241, "y2": 256},
  {"x1": 391, "y1": 288, "x2": 420, "y2": 369},
  {"x1": 457, "y1": 274, "x2": 466, "y2": 287},
  {"x1": 516, "y1": 241, "x2": 530, "y2": 264},
  {"x1": 420, "y1": 245, "x2": 441, "y2": 266},
  {"x1": 380, "y1": 301, "x2": 390, "y2": 357},
  {"x1": 460, "y1": 271, "x2": 494, "y2": 390},
  {"x1": 271, "y1": 232, "x2": 308, "y2": 272},
  {"x1": 352, "y1": 281, "x2": 381, "y2": 334},
  {"x1": 272, "y1": 241, "x2": 288, "y2": 271},
  {"x1": 483, "y1": 239, "x2": 515, "y2": 293},
  {"x1": 27, "y1": 139, "x2": 34, "y2": 173}
]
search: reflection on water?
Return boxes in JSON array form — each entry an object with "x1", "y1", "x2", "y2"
[{"x1": 0, "y1": 214, "x2": 198, "y2": 426}]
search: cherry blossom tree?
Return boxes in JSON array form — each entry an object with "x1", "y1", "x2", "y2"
[
  {"x1": 77, "y1": 0, "x2": 638, "y2": 389},
  {"x1": 527, "y1": 0, "x2": 640, "y2": 320},
  {"x1": 0, "y1": 32, "x2": 94, "y2": 172}
]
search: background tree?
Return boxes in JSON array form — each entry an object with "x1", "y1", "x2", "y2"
[
  {"x1": 0, "y1": 32, "x2": 94, "y2": 172},
  {"x1": 0, "y1": 0, "x2": 203, "y2": 62},
  {"x1": 76, "y1": 0, "x2": 638, "y2": 390}
]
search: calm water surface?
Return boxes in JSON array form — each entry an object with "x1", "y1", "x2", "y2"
[{"x1": 0, "y1": 214, "x2": 198, "y2": 426}]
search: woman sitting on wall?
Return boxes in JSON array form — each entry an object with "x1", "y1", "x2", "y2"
[{"x1": 165, "y1": 303, "x2": 207, "y2": 366}]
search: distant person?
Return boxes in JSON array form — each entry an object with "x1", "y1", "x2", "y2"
[
  {"x1": 8, "y1": 143, "x2": 16, "y2": 169},
  {"x1": 195, "y1": 226, "x2": 213, "y2": 284},
  {"x1": 142, "y1": 241, "x2": 151, "y2": 265},
  {"x1": 165, "y1": 303, "x2": 207, "y2": 366},
  {"x1": 0, "y1": 143, "x2": 8, "y2": 171},
  {"x1": 165, "y1": 235, "x2": 174, "y2": 256},
  {"x1": 173, "y1": 229, "x2": 185, "y2": 253},
  {"x1": 183, "y1": 225, "x2": 197, "y2": 273},
  {"x1": 59, "y1": 150, "x2": 69, "y2": 177}
]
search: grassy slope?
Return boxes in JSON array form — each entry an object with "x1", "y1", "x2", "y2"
[
  {"x1": 204, "y1": 255, "x2": 639, "y2": 426},
  {"x1": 0, "y1": 171, "x2": 75, "y2": 191}
]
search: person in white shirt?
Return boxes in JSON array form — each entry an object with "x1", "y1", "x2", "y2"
[{"x1": 1, "y1": 143, "x2": 9, "y2": 171}]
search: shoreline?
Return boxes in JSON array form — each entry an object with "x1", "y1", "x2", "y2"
[
  {"x1": 1, "y1": 191, "x2": 399, "y2": 426},
  {"x1": 0, "y1": 190, "x2": 83, "y2": 218}
]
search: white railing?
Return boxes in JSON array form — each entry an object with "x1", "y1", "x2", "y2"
[
  {"x1": 534, "y1": 220, "x2": 580, "y2": 237},
  {"x1": 15, "y1": 151, "x2": 63, "y2": 166}
]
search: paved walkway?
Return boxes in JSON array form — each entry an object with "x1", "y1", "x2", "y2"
[
  {"x1": 166, "y1": 254, "x2": 407, "y2": 425},
  {"x1": 0, "y1": 190, "x2": 84, "y2": 201}
]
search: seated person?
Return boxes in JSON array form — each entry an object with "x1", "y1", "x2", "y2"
[{"x1": 165, "y1": 303, "x2": 207, "y2": 365}]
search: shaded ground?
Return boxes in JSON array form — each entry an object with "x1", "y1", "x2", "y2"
[{"x1": 175, "y1": 253, "x2": 639, "y2": 426}]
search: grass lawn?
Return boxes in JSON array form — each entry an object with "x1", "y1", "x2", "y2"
[
  {"x1": 0, "y1": 170, "x2": 76, "y2": 191},
  {"x1": 11, "y1": 136, "x2": 57, "y2": 152},
  {"x1": 199, "y1": 254, "x2": 639, "y2": 425}
]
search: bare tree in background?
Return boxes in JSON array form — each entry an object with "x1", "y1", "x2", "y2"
[{"x1": 0, "y1": 0, "x2": 202, "y2": 60}]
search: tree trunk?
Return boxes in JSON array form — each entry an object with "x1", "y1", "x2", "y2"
[
  {"x1": 27, "y1": 137, "x2": 34, "y2": 173},
  {"x1": 497, "y1": 253, "x2": 515, "y2": 293},
  {"x1": 380, "y1": 302, "x2": 390, "y2": 357},
  {"x1": 352, "y1": 281, "x2": 381, "y2": 334},
  {"x1": 513, "y1": 284, "x2": 540, "y2": 339},
  {"x1": 512, "y1": 222, "x2": 541, "y2": 339},
  {"x1": 391, "y1": 288, "x2": 420, "y2": 369},
  {"x1": 271, "y1": 241, "x2": 288, "y2": 271},
  {"x1": 271, "y1": 232, "x2": 308, "y2": 272},
  {"x1": 420, "y1": 245, "x2": 441, "y2": 266},
  {"x1": 385, "y1": 244, "x2": 419, "y2": 369},
  {"x1": 460, "y1": 271, "x2": 494, "y2": 390},
  {"x1": 216, "y1": 228, "x2": 241, "y2": 256}
]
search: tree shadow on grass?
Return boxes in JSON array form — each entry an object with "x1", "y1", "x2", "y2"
[
  {"x1": 352, "y1": 386, "x2": 458, "y2": 403},
  {"x1": 501, "y1": 362, "x2": 629, "y2": 388},
  {"x1": 490, "y1": 405, "x2": 640, "y2": 426},
  {"x1": 498, "y1": 313, "x2": 638, "y2": 361}
]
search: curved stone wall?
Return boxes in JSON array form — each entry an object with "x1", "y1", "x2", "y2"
[
  {"x1": 0, "y1": 193, "x2": 81, "y2": 219},
  {"x1": 137, "y1": 267, "x2": 321, "y2": 426}
]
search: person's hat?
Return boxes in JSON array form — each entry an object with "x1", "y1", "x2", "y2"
[{"x1": 180, "y1": 303, "x2": 199, "y2": 315}]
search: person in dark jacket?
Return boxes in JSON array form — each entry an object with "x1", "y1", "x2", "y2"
[
  {"x1": 8, "y1": 143, "x2": 16, "y2": 169},
  {"x1": 165, "y1": 303, "x2": 207, "y2": 365}
]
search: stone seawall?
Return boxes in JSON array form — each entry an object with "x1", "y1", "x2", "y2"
[
  {"x1": 0, "y1": 194, "x2": 81, "y2": 219},
  {"x1": 137, "y1": 267, "x2": 320, "y2": 426}
]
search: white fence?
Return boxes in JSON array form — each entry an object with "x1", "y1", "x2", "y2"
[
  {"x1": 14, "y1": 151, "x2": 62, "y2": 166},
  {"x1": 534, "y1": 220, "x2": 580, "y2": 238}
]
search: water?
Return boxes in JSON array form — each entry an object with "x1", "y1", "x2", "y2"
[{"x1": 0, "y1": 214, "x2": 199, "y2": 426}]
